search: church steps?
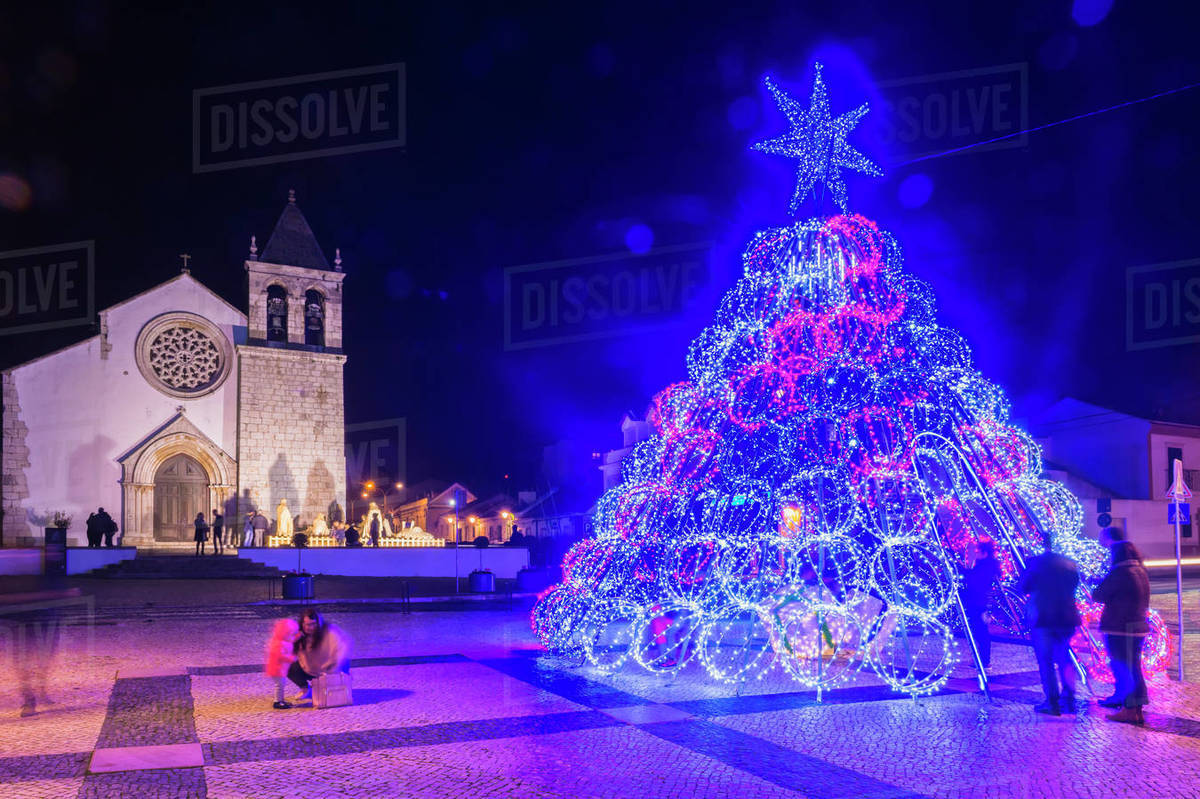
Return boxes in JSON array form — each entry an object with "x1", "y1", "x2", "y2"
[{"x1": 84, "y1": 552, "x2": 285, "y2": 579}]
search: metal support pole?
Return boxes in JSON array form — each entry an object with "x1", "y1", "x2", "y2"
[{"x1": 1174, "y1": 496, "x2": 1186, "y2": 682}]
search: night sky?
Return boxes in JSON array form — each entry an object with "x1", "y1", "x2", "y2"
[{"x1": 2, "y1": 1, "x2": 1198, "y2": 495}]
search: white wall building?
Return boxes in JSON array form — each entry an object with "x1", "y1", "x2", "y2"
[
  {"x1": 2, "y1": 192, "x2": 348, "y2": 547},
  {"x1": 1033, "y1": 397, "x2": 1200, "y2": 560}
]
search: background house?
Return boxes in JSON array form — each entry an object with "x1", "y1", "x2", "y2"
[{"x1": 1033, "y1": 397, "x2": 1200, "y2": 559}]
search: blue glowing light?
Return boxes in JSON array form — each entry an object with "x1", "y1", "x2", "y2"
[
  {"x1": 1072, "y1": 0, "x2": 1114, "y2": 26},
  {"x1": 625, "y1": 223, "x2": 654, "y2": 255}
]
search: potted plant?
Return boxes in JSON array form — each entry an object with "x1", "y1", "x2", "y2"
[
  {"x1": 468, "y1": 566, "x2": 495, "y2": 593},
  {"x1": 39, "y1": 510, "x2": 71, "y2": 575}
]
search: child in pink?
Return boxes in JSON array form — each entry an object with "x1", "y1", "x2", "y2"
[{"x1": 265, "y1": 618, "x2": 300, "y2": 709}]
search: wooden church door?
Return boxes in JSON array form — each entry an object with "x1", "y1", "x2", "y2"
[{"x1": 153, "y1": 453, "x2": 209, "y2": 542}]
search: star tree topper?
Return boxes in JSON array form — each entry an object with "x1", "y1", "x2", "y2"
[{"x1": 753, "y1": 63, "x2": 882, "y2": 215}]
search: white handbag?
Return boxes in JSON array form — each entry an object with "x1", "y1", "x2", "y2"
[{"x1": 313, "y1": 671, "x2": 353, "y2": 708}]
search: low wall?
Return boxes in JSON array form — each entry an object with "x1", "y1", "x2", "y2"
[
  {"x1": 0, "y1": 549, "x2": 42, "y2": 575},
  {"x1": 1083, "y1": 499, "x2": 1200, "y2": 560},
  {"x1": 239, "y1": 546, "x2": 530, "y2": 579},
  {"x1": 0, "y1": 547, "x2": 139, "y2": 575},
  {"x1": 67, "y1": 547, "x2": 137, "y2": 575}
]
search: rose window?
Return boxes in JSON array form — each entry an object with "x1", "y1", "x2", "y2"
[{"x1": 146, "y1": 326, "x2": 223, "y2": 391}]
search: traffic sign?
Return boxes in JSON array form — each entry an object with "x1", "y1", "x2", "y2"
[
  {"x1": 1166, "y1": 459, "x2": 1193, "y2": 499},
  {"x1": 1169, "y1": 502, "x2": 1191, "y2": 525}
]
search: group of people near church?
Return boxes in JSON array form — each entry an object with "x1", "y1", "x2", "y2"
[
  {"x1": 192, "y1": 509, "x2": 226, "y2": 556},
  {"x1": 84, "y1": 508, "x2": 118, "y2": 548},
  {"x1": 963, "y1": 525, "x2": 1151, "y2": 724}
]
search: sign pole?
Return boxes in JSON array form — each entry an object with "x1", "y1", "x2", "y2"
[
  {"x1": 1173, "y1": 496, "x2": 1185, "y2": 682},
  {"x1": 1168, "y1": 459, "x2": 1189, "y2": 682}
]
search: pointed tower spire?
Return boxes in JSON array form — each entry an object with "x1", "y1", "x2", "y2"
[{"x1": 259, "y1": 191, "x2": 331, "y2": 270}]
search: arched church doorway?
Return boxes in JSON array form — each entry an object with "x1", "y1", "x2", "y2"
[{"x1": 153, "y1": 453, "x2": 209, "y2": 541}]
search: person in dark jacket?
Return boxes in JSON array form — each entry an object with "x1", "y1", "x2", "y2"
[
  {"x1": 344, "y1": 524, "x2": 361, "y2": 547},
  {"x1": 962, "y1": 539, "x2": 1001, "y2": 669},
  {"x1": 211, "y1": 509, "x2": 224, "y2": 555},
  {"x1": 1093, "y1": 526, "x2": 1151, "y2": 724},
  {"x1": 194, "y1": 512, "x2": 210, "y2": 556},
  {"x1": 97, "y1": 508, "x2": 118, "y2": 547},
  {"x1": 1015, "y1": 533, "x2": 1082, "y2": 716},
  {"x1": 85, "y1": 512, "x2": 101, "y2": 548}
]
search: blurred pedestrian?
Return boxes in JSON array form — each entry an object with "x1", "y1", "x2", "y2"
[
  {"x1": 211, "y1": 509, "x2": 224, "y2": 555},
  {"x1": 265, "y1": 617, "x2": 301, "y2": 709},
  {"x1": 243, "y1": 512, "x2": 256, "y2": 548},
  {"x1": 2, "y1": 580, "x2": 79, "y2": 716},
  {"x1": 962, "y1": 538, "x2": 1001, "y2": 669},
  {"x1": 194, "y1": 512, "x2": 209, "y2": 556},
  {"x1": 1016, "y1": 532, "x2": 1082, "y2": 716},
  {"x1": 288, "y1": 609, "x2": 352, "y2": 704},
  {"x1": 1094, "y1": 526, "x2": 1150, "y2": 725}
]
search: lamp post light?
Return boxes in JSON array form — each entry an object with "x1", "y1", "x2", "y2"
[
  {"x1": 362, "y1": 480, "x2": 404, "y2": 533},
  {"x1": 450, "y1": 496, "x2": 459, "y2": 593}
]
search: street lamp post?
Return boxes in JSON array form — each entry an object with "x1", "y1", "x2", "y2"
[
  {"x1": 361, "y1": 481, "x2": 403, "y2": 543},
  {"x1": 451, "y1": 496, "x2": 459, "y2": 593}
]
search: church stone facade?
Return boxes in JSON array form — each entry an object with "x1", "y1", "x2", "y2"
[{"x1": 1, "y1": 193, "x2": 347, "y2": 547}]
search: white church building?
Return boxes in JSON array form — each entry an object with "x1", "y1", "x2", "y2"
[{"x1": 1, "y1": 192, "x2": 348, "y2": 547}]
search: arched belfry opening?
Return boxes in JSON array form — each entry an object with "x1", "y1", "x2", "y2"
[
  {"x1": 266, "y1": 284, "x2": 288, "y2": 342},
  {"x1": 304, "y1": 289, "x2": 325, "y2": 347}
]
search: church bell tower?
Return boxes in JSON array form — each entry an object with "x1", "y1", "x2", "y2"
[{"x1": 236, "y1": 190, "x2": 347, "y2": 531}]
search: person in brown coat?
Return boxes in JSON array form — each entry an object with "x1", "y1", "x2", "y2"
[{"x1": 1093, "y1": 526, "x2": 1151, "y2": 724}]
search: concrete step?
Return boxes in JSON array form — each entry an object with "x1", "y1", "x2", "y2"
[{"x1": 89, "y1": 552, "x2": 284, "y2": 579}]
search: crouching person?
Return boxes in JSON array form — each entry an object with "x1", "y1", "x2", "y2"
[{"x1": 288, "y1": 609, "x2": 352, "y2": 705}]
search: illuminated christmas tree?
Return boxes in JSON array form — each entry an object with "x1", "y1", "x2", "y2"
[{"x1": 532, "y1": 64, "x2": 1169, "y2": 696}]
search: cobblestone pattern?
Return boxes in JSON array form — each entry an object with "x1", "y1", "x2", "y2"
[
  {"x1": 5, "y1": 607, "x2": 1200, "y2": 798},
  {"x1": 192, "y1": 662, "x2": 585, "y2": 743},
  {"x1": 188, "y1": 652, "x2": 470, "y2": 676},
  {"x1": 204, "y1": 709, "x2": 620, "y2": 765},
  {"x1": 3, "y1": 777, "x2": 85, "y2": 798},
  {"x1": 0, "y1": 751, "x2": 89, "y2": 780},
  {"x1": 479, "y1": 657, "x2": 654, "y2": 709},
  {"x1": 644, "y1": 718, "x2": 929, "y2": 799},
  {"x1": 78, "y1": 766, "x2": 206, "y2": 799},
  {"x1": 95, "y1": 676, "x2": 197, "y2": 748},
  {"x1": 202, "y1": 724, "x2": 809, "y2": 799}
]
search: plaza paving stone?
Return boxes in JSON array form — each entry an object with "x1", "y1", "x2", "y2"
[{"x1": 1, "y1": 601, "x2": 1200, "y2": 798}]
